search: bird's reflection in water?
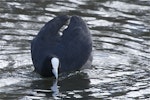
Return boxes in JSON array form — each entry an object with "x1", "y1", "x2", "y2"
[
  {"x1": 29, "y1": 72, "x2": 90, "y2": 99},
  {"x1": 51, "y1": 79, "x2": 60, "y2": 99}
]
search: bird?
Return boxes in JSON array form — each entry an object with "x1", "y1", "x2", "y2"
[{"x1": 31, "y1": 15, "x2": 92, "y2": 79}]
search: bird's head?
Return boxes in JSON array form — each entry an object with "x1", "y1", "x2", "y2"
[
  {"x1": 42, "y1": 56, "x2": 60, "y2": 79},
  {"x1": 51, "y1": 57, "x2": 60, "y2": 79}
]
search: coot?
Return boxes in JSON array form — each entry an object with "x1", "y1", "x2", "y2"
[{"x1": 31, "y1": 15, "x2": 92, "y2": 79}]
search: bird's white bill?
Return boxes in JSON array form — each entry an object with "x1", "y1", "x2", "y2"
[{"x1": 51, "y1": 57, "x2": 59, "y2": 79}]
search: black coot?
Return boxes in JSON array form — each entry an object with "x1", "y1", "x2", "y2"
[{"x1": 31, "y1": 15, "x2": 92, "y2": 79}]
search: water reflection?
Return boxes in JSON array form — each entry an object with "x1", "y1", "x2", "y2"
[
  {"x1": 21, "y1": 72, "x2": 90, "y2": 99},
  {"x1": 0, "y1": 0, "x2": 150, "y2": 99}
]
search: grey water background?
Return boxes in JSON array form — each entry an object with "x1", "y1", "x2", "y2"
[{"x1": 0, "y1": 0, "x2": 150, "y2": 99}]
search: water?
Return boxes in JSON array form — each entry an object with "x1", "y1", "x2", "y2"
[{"x1": 0, "y1": 0, "x2": 150, "y2": 99}]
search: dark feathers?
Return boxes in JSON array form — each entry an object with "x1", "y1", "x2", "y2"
[{"x1": 31, "y1": 15, "x2": 92, "y2": 77}]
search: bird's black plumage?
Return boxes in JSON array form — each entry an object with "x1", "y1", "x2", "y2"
[{"x1": 31, "y1": 15, "x2": 92, "y2": 77}]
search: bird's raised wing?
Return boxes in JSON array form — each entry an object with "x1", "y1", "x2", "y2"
[
  {"x1": 31, "y1": 15, "x2": 69, "y2": 72},
  {"x1": 60, "y1": 16, "x2": 92, "y2": 71}
]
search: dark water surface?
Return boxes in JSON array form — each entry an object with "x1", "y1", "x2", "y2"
[{"x1": 0, "y1": 0, "x2": 150, "y2": 99}]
